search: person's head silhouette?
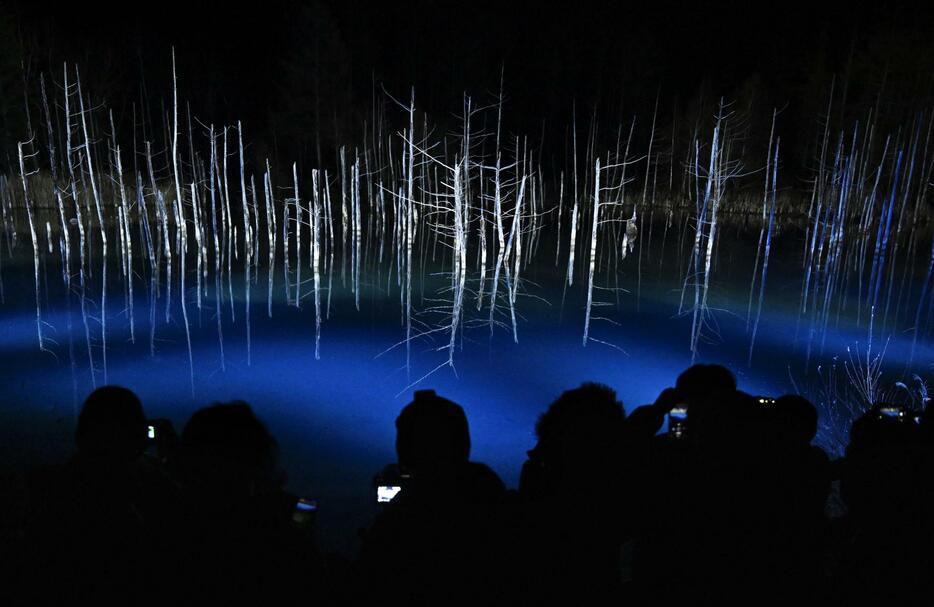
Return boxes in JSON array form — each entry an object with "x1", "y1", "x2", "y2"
[
  {"x1": 675, "y1": 364, "x2": 736, "y2": 404},
  {"x1": 395, "y1": 390, "x2": 470, "y2": 477},
  {"x1": 75, "y1": 385, "x2": 148, "y2": 461},
  {"x1": 773, "y1": 395, "x2": 819, "y2": 447},
  {"x1": 180, "y1": 401, "x2": 280, "y2": 495},
  {"x1": 524, "y1": 383, "x2": 624, "y2": 495}
]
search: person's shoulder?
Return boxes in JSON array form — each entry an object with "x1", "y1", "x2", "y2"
[
  {"x1": 806, "y1": 444, "x2": 830, "y2": 463},
  {"x1": 463, "y1": 462, "x2": 507, "y2": 498}
]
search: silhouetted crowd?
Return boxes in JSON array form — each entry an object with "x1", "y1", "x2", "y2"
[{"x1": 3, "y1": 364, "x2": 934, "y2": 604}]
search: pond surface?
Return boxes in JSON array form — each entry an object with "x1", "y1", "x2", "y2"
[{"x1": 1, "y1": 205, "x2": 931, "y2": 555}]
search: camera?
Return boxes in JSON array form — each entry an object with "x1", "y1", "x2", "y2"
[
  {"x1": 668, "y1": 405, "x2": 688, "y2": 439},
  {"x1": 373, "y1": 464, "x2": 412, "y2": 504}
]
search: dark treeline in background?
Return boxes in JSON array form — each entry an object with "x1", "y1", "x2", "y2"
[{"x1": 2, "y1": 0, "x2": 933, "y2": 190}]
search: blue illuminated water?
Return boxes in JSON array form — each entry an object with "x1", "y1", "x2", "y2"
[{"x1": 1, "y1": 213, "x2": 931, "y2": 555}]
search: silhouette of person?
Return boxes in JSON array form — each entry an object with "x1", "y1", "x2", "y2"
[
  {"x1": 837, "y1": 403, "x2": 934, "y2": 602},
  {"x1": 772, "y1": 394, "x2": 819, "y2": 448},
  {"x1": 24, "y1": 386, "x2": 179, "y2": 602},
  {"x1": 74, "y1": 385, "x2": 149, "y2": 460},
  {"x1": 358, "y1": 389, "x2": 506, "y2": 605},
  {"x1": 172, "y1": 401, "x2": 320, "y2": 603},
  {"x1": 512, "y1": 383, "x2": 626, "y2": 603}
]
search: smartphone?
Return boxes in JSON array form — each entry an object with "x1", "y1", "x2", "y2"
[
  {"x1": 669, "y1": 405, "x2": 688, "y2": 439},
  {"x1": 377, "y1": 485, "x2": 402, "y2": 503},
  {"x1": 292, "y1": 498, "x2": 318, "y2": 525}
]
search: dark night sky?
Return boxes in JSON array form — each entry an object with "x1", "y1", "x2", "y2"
[{"x1": 4, "y1": 0, "x2": 934, "y2": 172}]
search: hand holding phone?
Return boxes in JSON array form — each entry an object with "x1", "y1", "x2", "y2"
[{"x1": 654, "y1": 387, "x2": 684, "y2": 413}]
